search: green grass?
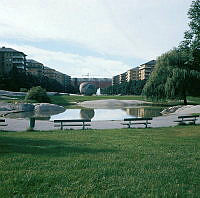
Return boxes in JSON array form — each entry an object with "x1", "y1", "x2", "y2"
[
  {"x1": 50, "y1": 95, "x2": 145, "y2": 107},
  {"x1": 1, "y1": 94, "x2": 200, "y2": 108},
  {"x1": 0, "y1": 126, "x2": 200, "y2": 197},
  {"x1": 50, "y1": 95, "x2": 200, "y2": 108},
  {"x1": 188, "y1": 96, "x2": 200, "y2": 105}
]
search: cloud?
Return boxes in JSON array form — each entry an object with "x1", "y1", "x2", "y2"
[
  {"x1": 0, "y1": 42, "x2": 130, "y2": 78},
  {"x1": 0, "y1": 0, "x2": 192, "y2": 60}
]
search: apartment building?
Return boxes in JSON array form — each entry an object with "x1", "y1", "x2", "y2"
[
  {"x1": 138, "y1": 60, "x2": 156, "y2": 80},
  {"x1": 126, "y1": 67, "x2": 139, "y2": 82},
  {"x1": 55, "y1": 71, "x2": 71, "y2": 91},
  {"x1": 26, "y1": 59, "x2": 44, "y2": 77},
  {"x1": 119, "y1": 72, "x2": 127, "y2": 84},
  {"x1": 112, "y1": 75, "x2": 120, "y2": 85},
  {"x1": 0, "y1": 46, "x2": 26, "y2": 75},
  {"x1": 43, "y1": 66, "x2": 71, "y2": 91}
]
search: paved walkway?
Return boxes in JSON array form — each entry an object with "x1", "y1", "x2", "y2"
[{"x1": 1, "y1": 115, "x2": 199, "y2": 132}]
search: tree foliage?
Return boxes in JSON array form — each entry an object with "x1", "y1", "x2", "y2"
[
  {"x1": 101, "y1": 80, "x2": 146, "y2": 95},
  {"x1": 0, "y1": 66, "x2": 75, "y2": 93},
  {"x1": 25, "y1": 86, "x2": 50, "y2": 103},
  {"x1": 143, "y1": 0, "x2": 200, "y2": 104},
  {"x1": 142, "y1": 49, "x2": 200, "y2": 103}
]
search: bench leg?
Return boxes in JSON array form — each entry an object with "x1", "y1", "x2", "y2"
[
  {"x1": 61, "y1": 122, "x2": 63, "y2": 130},
  {"x1": 128, "y1": 121, "x2": 131, "y2": 128},
  {"x1": 83, "y1": 122, "x2": 85, "y2": 130},
  {"x1": 145, "y1": 120, "x2": 148, "y2": 128}
]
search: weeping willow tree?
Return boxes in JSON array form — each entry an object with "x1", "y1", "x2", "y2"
[
  {"x1": 143, "y1": 0, "x2": 200, "y2": 105},
  {"x1": 143, "y1": 49, "x2": 196, "y2": 104}
]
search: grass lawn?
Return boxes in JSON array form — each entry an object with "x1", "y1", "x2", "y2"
[
  {"x1": 0, "y1": 126, "x2": 200, "y2": 197},
  {"x1": 50, "y1": 95, "x2": 145, "y2": 107},
  {"x1": 50, "y1": 95, "x2": 200, "y2": 108}
]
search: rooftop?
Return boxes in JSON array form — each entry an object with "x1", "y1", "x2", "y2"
[
  {"x1": 0, "y1": 46, "x2": 26, "y2": 56},
  {"x1": 26, "y1": 59, "x2": 43, "y2": 65},
  {"x1": 141, "y1": 60, "x2": 156, "y2": 66}
]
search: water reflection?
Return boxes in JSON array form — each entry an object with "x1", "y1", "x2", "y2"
[
  {"x1": 5, "y1": 106, "x2": 164, "y2": 121},
  {"x1": 124, "y1": 107, "x2": 163, "y2": 118},
  {"x1": 51, "y1": 106, "x2": 164, "y2": 121},
  {"x1": 80, "y1": 109, "x2": 95, "y2": 120}
]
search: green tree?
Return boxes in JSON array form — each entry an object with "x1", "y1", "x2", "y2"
[
  {"x1": 143, "y1": 48, "x2": 200, "y2": 104},
  {"x1": 179, "y1": 0, "x2": 200, "y2": 70},
  {"x1": 143, "y1": 0, "x2": 200, "y2": 104},
  {"x1": 25, "y1": 86, "x2": 50, "y2": 103}
]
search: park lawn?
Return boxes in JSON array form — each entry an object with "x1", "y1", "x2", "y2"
[
  {"x1": 50, "y1": 95, "x2": 145, "y2": 107},
  {"x1": 0, "y1": 126, "x2": 200, "y2": 197},
  {"x1": 50, "y1": 94, "x2": 200, "y2": 108}
]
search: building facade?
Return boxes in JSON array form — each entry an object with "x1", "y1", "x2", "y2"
[
  {"x1": 112, "y1": 60, "x2": 156, "y2": 85},
  {"x1": 26, "y1": 59, "x2": 44, "y2": 77},
  {"x1": 43, "y1": 66, "x2": 71, "y2": 91},
  {"x1": 0, "y1": 46, "x2": 26, "y2": 75},
  {"x1": 112, "y1": 75, "x2": 120, "y2": 85},
  {"x1": 138, "y1": 60, "x2": 156, "y2": 80},
  {"x1": 126, "y1": 67, "x2": 139, "y2": 82},
  {"x1": 119, "y1": 72, "x2": 127, "y2": 84}
]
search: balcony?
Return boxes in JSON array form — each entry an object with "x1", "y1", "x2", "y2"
[
  {"x1": 12, "y1": 56, "x2": 25, "y2": 59},
  {"x1": 16, "y1": 65, "x2": 25, "y2": 69},
  {"x1": 13, "y1": 60, "x2": 24, "y2": 64}
]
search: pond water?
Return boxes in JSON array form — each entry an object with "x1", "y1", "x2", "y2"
[
  {"x1": 6, "y1": 106, "x2": 165, "y2": 121},
  {"x1": 50, "y1": 106, "x2": 164, "y2": 121}
]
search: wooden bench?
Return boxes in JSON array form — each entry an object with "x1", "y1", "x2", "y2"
[
  {"x1": 174, "y1": 115, "x2": 199, "y2": 125},
  {"x1": 54, "y1": 119, "x2": 91, "y2": 130},
  {"x1": 0, "y1": 118, "x2": 7, "y2": 126},
  {"x1": 122, "y1": 117, "x2": 153, "y2": 128}
]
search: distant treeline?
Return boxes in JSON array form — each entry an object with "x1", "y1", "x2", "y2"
[
  {"x1": 0, "y1": 66, "x2": 76, "y2": 93},
  {"x1": 101, "y1": 80, "x2": 146, "y2": 95}
]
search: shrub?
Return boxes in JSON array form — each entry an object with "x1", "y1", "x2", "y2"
[{"x1": 25, "y1": 86, "x2": 50, "y2": 103}]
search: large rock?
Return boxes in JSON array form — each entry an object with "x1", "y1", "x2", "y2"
[
  {"x1": 161, "y1": 105, "x2": 182, "y2": 115},
  {"x1": 15, "y1": 103, "x2": 35, "y2": 111},
  {"x1": 79, "y1": 82, "x2": 97, "y2": 96},
  {"x1": 34, "y1": 103, "x2": 65, "y2": 116},
  {"x1": 0, "y1": 102, "x2": 34, "y2": 112},
  {"x1": 80, "y1": 108, "x2": 95, "y2": 119},
  {"x1": 0, "y1": 103, "x2": 15, "y2": 111}
]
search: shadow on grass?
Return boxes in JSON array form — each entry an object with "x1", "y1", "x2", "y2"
[{"x1": 0, "y1": 136, "x2": 117, "y2": 156}]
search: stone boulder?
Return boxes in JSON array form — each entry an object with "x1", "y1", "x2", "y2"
[
  {"x1": 0, "y1": 103, "x2": 15, "y2": 111},
  {"x1": 34, "y1": 103, "x2": 65, "y2": 116},
  {"x1": 161, "y1": 105, "x2": 182, "y2": 115},
  {"x1": 80, "y1": 108, "x2": 95, "y2": 120},
  {"x1": 79, "y1": 82, "x2": 97, "y2": 96},
  {"x1": 15, "y1": 103, "x2": 35, "y2": 112}
]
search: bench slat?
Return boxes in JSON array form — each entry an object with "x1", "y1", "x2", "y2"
[
  {"x1": 178, "y1": 115, "x2": 199, "y2": 119},
  {"x1": 175, "y1": 119, "x2": 197, "y2": 122},
  {"x1": 124, "y1": 118, "x2": 152, "y2": 121},
  {"x1": 122, "y1": 117, "x2": 152, "y2": 128},
  {"x1": 122, "y1": 122, "x2": 151, "y2": 125},
  {"x1": 54, "y1": 124, "x2": 91, "y2": 127},
  {"x1": 54, "y1": 119, "x2": 91, "y2": 123},
  {"x1": 54, "y1": 119, "x2": 91, "y2": 130}
]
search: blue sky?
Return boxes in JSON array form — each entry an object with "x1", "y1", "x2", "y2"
[{"x1": 0, "y1": 0, "x2": 192, "y2": 78}]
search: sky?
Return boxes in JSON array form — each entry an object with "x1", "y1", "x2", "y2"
[{"x1": 0, "y1": 0, "x2": 192, "y2": 78}]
